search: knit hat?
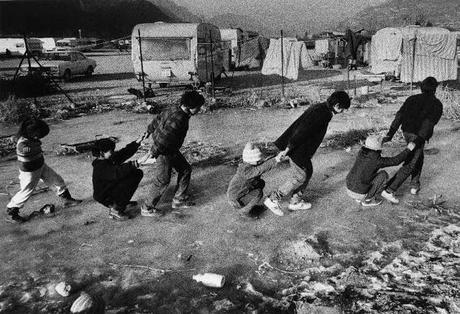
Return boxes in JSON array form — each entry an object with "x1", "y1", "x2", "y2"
[
  {"x1": 242, "y1": 142, "x2": 263, "y2": 165},
  {"x1": 364, "y1": 135, "x2": 382, "y2": 151}
]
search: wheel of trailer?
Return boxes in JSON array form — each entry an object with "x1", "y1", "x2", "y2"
[
  {"x1": 159, "y1": 83, "x2": 168, "y2": 88},
  {"x1": 63, "y1": 69, "x2": 72, "y2": 82},
  {"x1": 85, "y1": 66, "x2": 94, "y2": 77}
]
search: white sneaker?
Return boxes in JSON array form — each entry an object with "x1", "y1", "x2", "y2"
[
  {"x1": 410, "y1": 188, "x2": 419, "y2": 195},
  {"x1": 264, "y1": 198, "x2": 284, "y2": 216},
  {"x1": 381, "y1": 190, "x2": 399, "y2": 204},
  {"x1": 288, "y1": 200, "x2": 312, "y2": 211}
]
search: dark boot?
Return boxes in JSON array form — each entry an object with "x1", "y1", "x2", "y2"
[
  {"x1": 59, "y1": 189, "x2": 82, "y2": 207},
  {"x1": 6, "y1": 207, "x2": 28, "y2": 224}
]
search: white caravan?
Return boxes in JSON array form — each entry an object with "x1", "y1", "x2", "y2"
[{"x1": 132, "y1": 22, "x2": 224, "y2": 87}]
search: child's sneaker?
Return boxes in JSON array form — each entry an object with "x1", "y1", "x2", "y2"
[
  {"x1": 288, "y1": 200, "x2": 312, "y2": 211},
  {"x1": 140, "y1": 205, "x2": 161, "y2": 217},
  {"x1": 410, "y1": 188, "x2": 419, "y2": 195},
  {"x1": 109, "y1": 208, "x2": 129, "y2": 221},
  {"x1": 381, "y1": 190, "x2": 399, "y2": 204},
  {"x1": 361, "y1": 198, "x2": 383, "y2": 207},
  {"x1": 6, "y1": 207, "x2": 28, "y2": 224},
  {"x1": 172, "y1": 199, "x2": 195, "y2": 209},
  {"x1": 264, "y1": 197, "x2": 284, "y2": 216}
]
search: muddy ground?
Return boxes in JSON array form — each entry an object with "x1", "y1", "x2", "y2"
[{"x1": 1, "y1": 53, "x2": 460, "y2": 313}]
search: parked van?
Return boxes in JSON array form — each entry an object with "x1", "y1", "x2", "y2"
[{"x1": 131, "y1": 22, "x2": 224, "y2": 87}]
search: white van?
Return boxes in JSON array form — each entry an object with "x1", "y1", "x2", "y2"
[{"x1": 131, "y1": 22, "x2": 224, "y2": 87}]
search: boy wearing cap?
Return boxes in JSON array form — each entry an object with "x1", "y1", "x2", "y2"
[
  {"x1": 264, "y1": 91, "x2": 351, "y2": 216},
  {"x1": 381, "y1": 77, "x2": 443, "y2": 204},
  {"x1": 227, "y1": 143, "x2": 284, "y2": 217},
  {"x1": 346, "y1": 135, "x2": 415, "y2": 207}
]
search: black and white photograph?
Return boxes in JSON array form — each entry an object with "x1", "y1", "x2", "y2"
[{"x1": 0, "y1": 0, "x2": 459, "y2": 312}]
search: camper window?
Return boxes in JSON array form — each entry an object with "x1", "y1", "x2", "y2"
[{"x1": 141, "y1": 38, "x2": 191, "y2": 61}]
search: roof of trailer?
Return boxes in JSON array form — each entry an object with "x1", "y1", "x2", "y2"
[{"x1": 134, "y1": 22, "x2": 217, "y2": 38}]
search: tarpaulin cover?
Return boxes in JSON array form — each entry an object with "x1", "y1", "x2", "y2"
[
  {"x1": 234, "y1": 36, "x2": 269, "y2": 69},
  {"x1": 371, "y1": 26, "x2": 458, "y2": 82},
  {"x1": 261, "y1": 39, "x2": 314, "y2": 80}
]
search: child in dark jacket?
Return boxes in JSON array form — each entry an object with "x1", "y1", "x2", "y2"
[
  {"x1": 227, "y1": 142, "x2": 284, "y2": 217},
  {"x1": 92, "y1": 132, "x2": 148, "y2": 220},
  {"x1": 6, "y1": 118, "x2": 81, "y2": 223},
  {"x1": 346, "y1": 135, "x2": 415, "y2": 207}
]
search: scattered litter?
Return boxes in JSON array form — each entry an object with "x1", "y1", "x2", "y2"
[
  {"x1": 83, "y1": 220, "x2": 96, "y2": 226},
  {"x1": 193, "y1": 273, "x2": 225, "y2": 288},
  {"x1": 28, "y1": 204, "x2": 56, "y2": 220},
  {"x1": 70, "y1": 292, "x2": 105, "y2": 314},
  {"x1": 283, "y1": 224, "x2": 460, "y2": 313},
  {"x1": 213, "y1": 299, "x2": 236, "y2": 311},
  {"x1": 239, "y1": 281, "x2": 289, "y2": 310},
  {"x1": 127, "y1": 240, "x2": 134, "y2": 244},
  {"x1": 190, "y1": 241, "x2": 204, "y2": 249},
  {"x1": 55, "y1": 282, "x2": 72, "y2": 297}
]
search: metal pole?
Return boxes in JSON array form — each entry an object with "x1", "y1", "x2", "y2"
[
  {"x1": 137, "y1": 29, "x2": 146, "y2": 101},
  {"x1": 23, "y1": 35, "x2": 32, "y2": 73},
  {"x1": 280, "y1": 30, "x2": 285, "y2": 98},
  {"x1": 410, "y1": 36, "x2": 416, "y2": 94},
  {"x1": 209, "y1": 30, "x2": 215, "y2": 98}
]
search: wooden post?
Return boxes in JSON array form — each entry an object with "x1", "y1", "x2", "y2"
[
  {"x1": 347, "y1": 65, "x2": 350, "y2": 92},
  {"x1": 280, "y1": 30, "x2": 285, "y2": 98},
  {"x1": 410, "y1": 35, "x2": 417, "y2": 94},
  {"x1": 354, "y1": 73, "x2": 357, "y2": 96},
  {"x1": 209, "y1": 30, "x2": 215, "y2": 98},
  {"x1": 137, "y1": 29, "x2": 146, "y2": 101}
]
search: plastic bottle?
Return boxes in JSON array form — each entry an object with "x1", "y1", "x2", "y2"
[{"x1": 192, "y1": 273, "x2": 225, "y2": 288}]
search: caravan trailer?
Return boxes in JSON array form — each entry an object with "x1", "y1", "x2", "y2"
[{"x1": 132, "y1": 22, "x2": 223, "y2": 87}]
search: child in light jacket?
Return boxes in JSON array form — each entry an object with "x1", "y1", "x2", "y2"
[
  {"x1": 227, "y1": 142, "x2": 283, "y2": 217},
  {"x1": 6, "y1": 118, "x2": 81, "y2": 223}
]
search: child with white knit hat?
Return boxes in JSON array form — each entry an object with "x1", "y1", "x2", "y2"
[{"x1": 227, "y1": 142, "x2": 285, "y2": 218}]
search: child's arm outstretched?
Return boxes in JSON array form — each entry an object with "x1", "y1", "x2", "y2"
[
  {"x1": 245, "y1": 156, "x2": 281, "y2": 177},
  {"x1": 112, "y1": 132, "x2": 149, "y2": 164},
  {"x1": 378, "y1": 142, "x2": 416, "y2": 168}
]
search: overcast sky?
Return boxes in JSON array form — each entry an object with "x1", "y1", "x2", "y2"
[{"x1": 173, "y1": 0, "x2": 388, "y2": 35}]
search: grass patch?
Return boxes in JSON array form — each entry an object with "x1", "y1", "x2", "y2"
[
  {"x1": 0, "y1": 96, "x2": 42, "y2": 123},
  {"x1": 437, "y1": 85, "x2": 460, "y2": 120}
]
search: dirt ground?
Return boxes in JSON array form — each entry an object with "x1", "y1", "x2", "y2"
[{"x1": 1, "y1": 53, "x2": 460, "y2": 313}]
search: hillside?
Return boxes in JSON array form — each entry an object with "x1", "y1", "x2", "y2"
[
  {"x1": 207, "y1": 13, "x2": 271, "y2": 36},
  {"x1": 0, "y1": 0, "x2": 177, "y2": 39},
  {"x1": 147, "y1": 0, "x2": 201, "y2": 23},
  {"x1": 339, "y1": 0, "x2": 460, "y2": 32}
]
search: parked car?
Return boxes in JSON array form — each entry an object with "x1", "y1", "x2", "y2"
[{"x1": 20, "y1": 51, "x2": 96, "y2": 81}]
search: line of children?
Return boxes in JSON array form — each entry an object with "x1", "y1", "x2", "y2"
[{"x1": 5, "y1": 82, "x2": 443, "y2": 223}]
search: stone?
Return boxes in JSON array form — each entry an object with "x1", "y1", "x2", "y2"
[{"x1": 213, "y1": 299, "x2": 236, "y2": 311}]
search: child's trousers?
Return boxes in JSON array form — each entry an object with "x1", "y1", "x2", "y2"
[{"x1": 7, "y1": 164, "x2": 67, "y2": 209}]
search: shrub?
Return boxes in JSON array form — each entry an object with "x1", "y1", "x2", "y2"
[
  {"x1": 437, "y1": 85, "x2": 460, "y2": 121},
  {"x1": 0, "y1": 96, "x2": 41, "y2": 123}
]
